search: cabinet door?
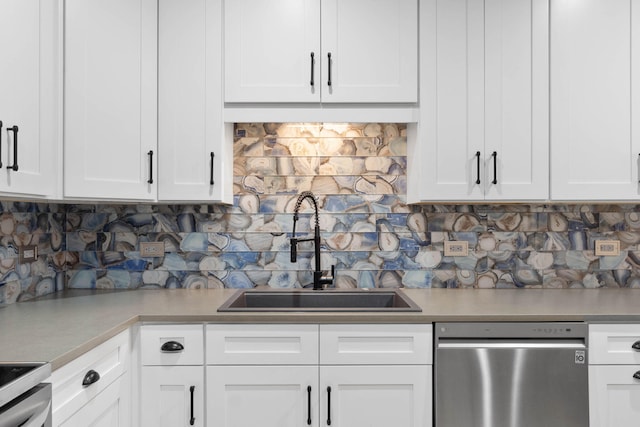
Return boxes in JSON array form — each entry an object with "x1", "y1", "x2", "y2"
[
  {"x1": 64, "y1": 0, "x2": 157, "y2": 200},
  {"x1": 0, "y1": 0, "x2": 59, "y2": 198},
  {"x1": 207, "y1": 366, "x2": 318, "y2": 427},
  {"x1": 224, "y1": 0, "x2": 321, "y2": 103},
  {"x1": 551, "y1": 0, "x2": 640, "y2": 200},
  {"x1": 141, "y1": 366, "x2": 204, "y2": 427},
  {"x1": 420, "y1": 0, "x2": 485, "y2": 200},
  {"x1": 483, "y1": 0, "x2": 548, "y2": 200},
  {"x1": 320, "y1": 0, "x2": 418, "y2": 103},
  {"x1": 420, "y1": 0, "x2": 547, "y2": 201},
  {"x1": 589, "y1": 365, "x2": 640, "y2": 427},
  {"x1": 158, "y1": 0, "x2": 231, "y2": 203},
  {"x1": 320, "y1": 366, "x2": 431, "y2": 427},
  {"x1": 59, "y1": 375, "x2": 130, "y2": 427}
]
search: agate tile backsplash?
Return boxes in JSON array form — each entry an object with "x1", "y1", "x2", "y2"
[{"x1": 2, "y1": 123, "x2": 640, "y2": 304}]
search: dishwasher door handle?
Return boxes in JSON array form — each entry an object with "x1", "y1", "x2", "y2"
[{"x1": 437, "y1": 341, "x2": 586, "y2": 349}]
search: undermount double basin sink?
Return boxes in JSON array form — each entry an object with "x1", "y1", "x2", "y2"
[{"x1": 217, "y1": 289, "x2": 421, "y2": 312}]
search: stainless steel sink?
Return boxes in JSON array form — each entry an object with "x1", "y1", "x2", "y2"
[{"x1": 217, "y1": 289, "x2": 421, "y2": 312}]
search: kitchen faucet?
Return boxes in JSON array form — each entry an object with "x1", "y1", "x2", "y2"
[{"x1": 290, "y1": 191, "x2": 334, "y2": 290}]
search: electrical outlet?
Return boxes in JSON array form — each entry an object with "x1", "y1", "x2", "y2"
[
  {"x1": 202, "y1": 224, "x2": 217, "y2": 232},
  {"x1": 444, "y1": 240, "x2": 469, "y2": 257},
  {"x1": 140, "y1": 242, "x2": 165, "y2": 257},
  {"x1": 595, "y1": 240, "x2": 620, "y2": 256},
  {"x1": 18, "y1": 245, "x2": 38, "y2": 263}
]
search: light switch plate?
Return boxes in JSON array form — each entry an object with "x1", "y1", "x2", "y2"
[
  {"x1": 19, "y1": 245, "x2": 38, "y2": 263},
  {"x1": 140, "y1": 242, "x2": 165, "y2": 257},
  {"x1": 444, "y1": 240, "x2": 469, "y2": 257},
  {"x1": 595, "y1": 240, "x2": 620, "y2": 256}
]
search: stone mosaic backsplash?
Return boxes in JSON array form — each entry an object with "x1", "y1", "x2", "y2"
[{"x1": 2, "y1": 122, "x2": 640, "y2": 304}]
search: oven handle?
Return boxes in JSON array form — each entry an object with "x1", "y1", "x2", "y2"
[{"x1": 21, "y1": 400, "x2": 51, "y2": 427}]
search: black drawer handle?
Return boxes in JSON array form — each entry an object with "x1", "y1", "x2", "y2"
[
  {"x1": 307, "y1": 385, "x2": 312, "y2": 425},
  {"x1": 634, "y1": 371, "x2": 640, "y2": 380},
  {"x1": 147, "y1": 150, "x2": 154, "y2": 184},
  {"x1": 189, "y1": 385, "x2": 196, "y2": 425},
  {"x1": 161, "y1": 340, "x2": 184, "y2": 352},
  {"x1": 491, "y1": 151, "x2": 498, "y2": 184},
  {"x1": 632, "y1": 340, "x2": 640, "y2": 351},
  {"x1": 210, "y1": 152, "x2": 215, "y2": 186},
  {"x1": 6, "y1": 125, "x2": 18, "y2": 171},
  {"x1": 327, "y1": 386, "x2": 332, "y2": 426},
  {"x1": 327, "y1": 52, "x2": 332, "y2": 87},
  {"x1": 82, "y1": 369, "x2": 100, "y2": 387},
  {"x1": 475, "y1": 151, "x2": 481, "y2": 185},
  {"x1": 310, "y1": 52, "x2": 315, "y2": 87}
]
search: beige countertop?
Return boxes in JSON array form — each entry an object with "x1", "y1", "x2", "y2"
[{"x1": 1, "y1": 288, "x2": 639, "y2": 370}]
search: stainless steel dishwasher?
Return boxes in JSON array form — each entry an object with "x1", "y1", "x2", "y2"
[{"x1": 434, "y1": 322, "x2": 589, "y2": 427}]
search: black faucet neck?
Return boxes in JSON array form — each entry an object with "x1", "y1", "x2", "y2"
[{"x1": 293, "y1": 191, "x2": 319, "y2": 228}]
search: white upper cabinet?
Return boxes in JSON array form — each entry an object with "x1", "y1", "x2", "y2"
[
  {"x1": 224, "y1": 0, "x2": 320, "y2": 103},
  {"x1": 224, "y1": 0, "x2": 418, "y2": 104},
  {"x1": 551, "y1": 0, "x2": 640, "y2": 200},
  {"x1": 416, "y1": 0, "x2": 548, "y2": 201},
  {"x1": 64, "y1": 0, "x2": 231, "y2": 203},
  {"x1": 64, "y1": 0, "x2": 158, "y2": 201},
  {"x1": 0, "y1": 0, "x2": 60, "y2": 199},
  {"x1": 158, "y1": 0, "x2": 232, "y2": 203}
]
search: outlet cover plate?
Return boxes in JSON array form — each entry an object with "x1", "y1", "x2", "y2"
[
  {"x1": 19, "y1": 245, "x2": 38, "y2": 263},
  {"x1": 444, "y1": 240, "x2": 469, "y2": 257},
  {"x1": 595, "y1": 240, "x2": 620, "y2": 256},
  {"x1": 140, "y1": 242, "x2": 165, "y2": 257}
]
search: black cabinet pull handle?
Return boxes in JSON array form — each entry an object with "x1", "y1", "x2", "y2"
[
  {"x1": 491, "y1": 151, "x2": 498, "y2": 184},
  {"x1": 634, "y1": 371, "x2": 640, "y2": 380},
  {"x1": 6, "y1": 126, "x2": 18, "y2": 171},
  {"x1": 82, "y1": 369, "x2": 100, "y2": 387},
  {"x1": 310, "y1": 52, "x2": 315, "y2": 86},
  {"x1": 327, "y1": 52, "x2": 332, "y2": 87},
  {"x1": 475, "y1": 151, "x2": 481, "y2": 185},
  {"x1": 307, "y1": 385, "x2": 312, "y2": 425},
  {"x1": 632, "y1": 340, "x2": 640, "y2": 351},
  {"x1": 327, "y1": 386, "x2": 332, "y2": 425},
  {"x1": 160, "y1": 340, "x2": 184, "y2": 352},
  {"x1": 189, "y1": 385, "x2": 195, "y2": 425},
  {"x1": 210, "y1": 152, "x2": 215, "y2": 186},
  {"x1": 0, "y1": 121, "x2": 3, "y2": 168},
  {"x1": 147, "y1": 150, "x2": 153, "y2": 184}
]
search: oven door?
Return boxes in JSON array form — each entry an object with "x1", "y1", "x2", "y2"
[{"x1": 0, "y1": 383, "x2": 51, "y2": 427}]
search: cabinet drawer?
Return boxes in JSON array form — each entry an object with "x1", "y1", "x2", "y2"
[
  {"x1": 590, "y1": 324, "x2": 640, "y2": 365},
  {"x1": 51, "y1": 329, "x2": 130, "y2": 425},
  {"x1": 206, "y1": 324, "x2": 318, "y2": 365},
  {"x1": 319, "y1": 324, "x2": 433, "y2": 365},
  {"x1": 141, "y1": 324, "x2": 204, "y2": 366},
  {"x1": 58, "y1": 374, "x2": 130, "y2": 427}
]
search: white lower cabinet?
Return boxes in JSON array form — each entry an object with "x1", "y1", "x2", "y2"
[
  {"x1": 58, "y1": 375, "x2": 130, "y2": 427},
  {"x1": 206, "y1": 324, "x2": 432, "y2": 427},
  {"x1": 139, "y1": 324, "x2": 205, "y2": 427},
  {"x1": 141, "y1": 366, "x2": 204, "y2": 427},
  {"x1": 51, "y1": 330, "x2": 131, "y2": 427},
  {"x1": 207, "y1": 366, "x2": 318, "y2": 426},
  {"x1": 589, "y1": 324, "x2": 640, "y2": 427},
  {"x1": 319, "y1": 366, "x2": 431, "y2": 427},
  {"x1": 589, "y1": 365, "x2": 640, "y2": 426}
]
